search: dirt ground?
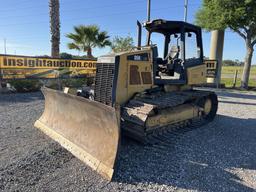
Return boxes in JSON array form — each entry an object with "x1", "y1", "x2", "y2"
[{"x1": 0, "y1": 89, "x2": 256, "y2": 192}]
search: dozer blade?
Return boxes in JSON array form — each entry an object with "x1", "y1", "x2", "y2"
[{"x1": 34, "y1": 87, "x2": 120, "y2": 180}]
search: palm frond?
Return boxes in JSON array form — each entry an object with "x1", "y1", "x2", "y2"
[
  {"x1": 96, "y1": 31, "x2": 111, "y2": 47},
  {"x1": 66, "y1": 24, "x2": 111, "y2": 55},
  {"x1": 67, "y1": 43, "x2": 80, "y2": 50}
]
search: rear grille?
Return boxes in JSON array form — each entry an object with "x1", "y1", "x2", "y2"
[{"x1": 94, "y1": 63, "x2": 115, "y2": 106}]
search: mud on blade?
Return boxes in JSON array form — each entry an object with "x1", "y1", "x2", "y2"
[{"x1": 34, "y1": 87, "x2": 120, "y2": 180}]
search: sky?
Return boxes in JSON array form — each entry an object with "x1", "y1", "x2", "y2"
[{"x1": 0, "y1": 0, "x2": 254, "y2": 64}]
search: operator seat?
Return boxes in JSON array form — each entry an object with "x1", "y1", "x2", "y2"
[
  {"x1": 156, "y1": 46, "x2": 182, "y2": 77},
  {"x1": 167, "y1": 45, "x2": 180, "y2": 62}
]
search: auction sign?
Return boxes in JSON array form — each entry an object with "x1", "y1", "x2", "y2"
[{"x1": 0, "y1": 54, "x2": 96, "y2": 79}]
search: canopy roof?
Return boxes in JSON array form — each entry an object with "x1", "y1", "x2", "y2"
[{"x1": 144, "y1": 19, "x2": 201, "y2": 34}]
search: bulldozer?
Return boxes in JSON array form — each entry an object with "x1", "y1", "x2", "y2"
[{"x1": 35, "y1": 19, "x2": 218, "y2": 180}]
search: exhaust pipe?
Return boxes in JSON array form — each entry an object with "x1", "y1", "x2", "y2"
[{"x1": 137, "y1": 20, "x2": 142, "y2": 49}]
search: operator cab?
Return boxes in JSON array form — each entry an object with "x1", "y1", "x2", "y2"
[{"x1": 144, "y1": 19, "x2": 204, "y2": 85}]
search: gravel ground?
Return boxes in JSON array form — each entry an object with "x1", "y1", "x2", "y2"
[{"x1": 0, "y1": 89, "x2": 256, "y2": 192}]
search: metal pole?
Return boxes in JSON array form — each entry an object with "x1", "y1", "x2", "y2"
[
  {"x1": 1, "y1": 39, "x2": 6, "y2": 89},
  {"x1": 184, "y1": 0, "x2": 188, "y2": 22},
  {"x1": 233, "y1": 70, "x2": 238, "y2": 88},
  {"x1": 147, "y1": 0, "x2": 151, "y2": 22},
  {"x1": 146, "y1": 0, "x2": 151, "y2": 45},
  {"x1": 4, "y1": 39, "x2": 6, "y2": 54},
  {"x1": 209, "y1": 30, "x2": 225, "y2": 88}
]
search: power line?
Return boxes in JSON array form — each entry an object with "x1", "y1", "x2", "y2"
[
  {"x1": 0, "y1": 0, "x2": 144, "y2": 13},
  {"x1": 3, "y1": 28, "x2": 137, "y2": 41},
  {"x1": 0, "y1": 1, "x2": 145, "y2": 20},
  {"x1": 6, "y1": 0, "x2": 39, "y2": 5},
  {"x1": 0, "y1": 0, "x2": 148, "y2": 20},
  {"x1": 0, "y1": 12, "x2": 46, "y2": 20},
  {"x1": 0, "y1": 1, "x2": 47, "y2": 12},
  {"x1": 0, "y1": 0, "x2": 200, "y2": 19},
  {"x1": 0, "y1": 4, "x2": 200, "y2": 27}
]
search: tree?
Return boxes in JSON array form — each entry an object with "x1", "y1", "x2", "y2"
[
  {"x1": 49, "y1": 0, "x2": 60, "y2": 58},
  {"x1": 223, "y1": 59, "x2": 243, "y2": 66},
  {"x1": 196, "y1": 0, "x2": 256, "y2": 89},
  {"x1": 111, "y1": 36, "x2": 134, "y2": 53},
  {"x1": 66, "y1": 25, "x2": 111, "y2": 58},
  {"x1": 60, "y1": 52, "x2": 73, "y2": 59}
]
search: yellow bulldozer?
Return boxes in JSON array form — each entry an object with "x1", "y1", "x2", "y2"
[{"x1": 35, "y1": 19, "x2": 218, "y2": 180}]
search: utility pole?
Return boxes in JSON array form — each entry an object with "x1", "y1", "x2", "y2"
[
  {"x1": 4, "y1": 38, "x2": 7, "y2": 55},
  {"x1": 208, "y1": 30, "x2": 225, "y2": 88},
  {"x1": 1, "y1": 39, "x2": 7, "y2": 89},
  {"x1": 146, "y1": 0, "x2": 151, "y2": 45},
  {"x1": 184, "y1": 0, "x2": 188, "y2": 22},
  {"x1": 147, "y1": 0, "x2": 151, "y2": 22}
]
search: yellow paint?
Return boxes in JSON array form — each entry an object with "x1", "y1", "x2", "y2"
[
  {"x1": 115, "y1": 48, "x2": 154, "y2": 105},
  {"x1": 146, "y1": 104, "x2": 199, "y2": 129},
  {"x1": 187, "y1": 64, "x2": 206, "y2": 85},
  {"x1": 0, "y1": 54, "x2": 96, "y2": 79},
  {"x1": 34, "y1": 120, "x2": 114, "y2": 180}
]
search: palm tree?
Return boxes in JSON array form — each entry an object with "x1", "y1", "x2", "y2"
[
  {"x1": 49, "y1": 0, "x2": 60, "y2": 58},
  {"x1": 66, "y1": 25, "x2": 111, "y2": 58}
]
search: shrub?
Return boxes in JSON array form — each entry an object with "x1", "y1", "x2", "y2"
[
  {"x1": 61, "y1": 78, "x2": 87, "y2": 88},
  {"x1": 9, "y1": 79, "x2": 42, "y2": 92},
  {"x1": 61, "y1": 77, "x2": 94, "y2": 88},
  {"x1": 45, "y1": 80, "x2": 60, "y2": 90},
  {"x1": 45, "y1": 78, "x2": 93, "y2": 90}
]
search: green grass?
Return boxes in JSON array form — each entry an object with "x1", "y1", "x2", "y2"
[
  {"x1": 221, "y1": 78, "x2": 256, "y2": 88},
  {"x1": 222, "y1": 66, "x2": 256, "y2": 75},
  {"x1": 221, "y1": 66, "x2": 256, "y2": 88}
]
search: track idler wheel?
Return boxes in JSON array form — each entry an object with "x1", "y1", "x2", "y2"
[{"x1": 197, "y1": 93, "x2": 218, "y2": 121}]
